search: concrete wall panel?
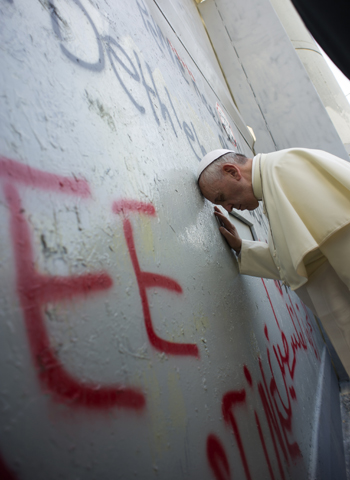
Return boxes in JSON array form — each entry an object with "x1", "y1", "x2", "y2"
[
  {"x1": 0, "y1": 0, "x2": 345, "y2": 479},
  {"x1": 199, "y1": 0, "x2": 348, "y2": 159}
]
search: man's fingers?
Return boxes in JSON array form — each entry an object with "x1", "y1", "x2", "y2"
[
  {"x1": 214, "y1": 207, "x2": 241, "y2": 252},
  {"x1": 219, "y1": 226, "x2": 235, "y2": 240},
  {"x1": 219, "y1": 226, "x2": 238, "y2": 250},
  {"x1": 219, "y1": 226, "x2": 230, "y2": 236},
  {"x1": 215, "y1": 214, "x2": 236, "y2": 234},
  {"x1": 219, "y1": 226, "x2": 241, "y2": 252},
  {"x1": 214, "y1": 211, "x2": 231, "y2": 228}
]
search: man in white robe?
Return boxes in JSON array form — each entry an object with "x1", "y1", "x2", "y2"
[{"x1": 197, "y1": 148, "x2": 350, "y2": 375}]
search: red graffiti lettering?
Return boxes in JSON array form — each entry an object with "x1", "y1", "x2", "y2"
[
  {"x1": 264, "y1": 324, "x2": 269, "y2": 342},
  {"x1": 261, "y1": 279, "x2": 281, "y2": 330},
  {"x1": 2, "y1": 158, "x2": 145, "y2": 410},
  {"x1": 257, "y1": 364, "x2": 287, "y2": 479},
  {"x1": 245, "y1": 364, "x2": 278, "y2": 480},
  {"x1": 113, "y1": 198, "x2": 156, "y2": 216},
  {"x1": 0, "y1": 156, "x2": 91, "y2": 197},
  {"x1": 206, "y1": 434, "x2": 231, "y2": 480},
  {"x1": 207, "y1": 275, "x2": 320, "y2": 480},
  {"x1": 113, "y1": 199, "x2": 199, "y2": 357},
  {"x1": 262, "y1": 279, "x2": 319, "y2": 379},
  {"x1": 243, "y1": 364, "x2": 252, "y2": 387}
]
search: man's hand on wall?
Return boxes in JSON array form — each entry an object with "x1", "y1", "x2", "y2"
[{"x1": 214, "y1": 206, "x2": 242, "y2": 254}]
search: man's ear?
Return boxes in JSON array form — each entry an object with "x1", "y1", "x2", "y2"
[{"x1": 222, "y1": 163, "x2": 241, "y2": 180}]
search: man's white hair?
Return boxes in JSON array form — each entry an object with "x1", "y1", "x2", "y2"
[{"x1": 199, "y1": 152, "x2": 248, "y2": 185}]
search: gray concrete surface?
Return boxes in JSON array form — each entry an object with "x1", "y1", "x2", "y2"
[{"x1": 0, "y1": 0, "x2": 347, "y2": 478}]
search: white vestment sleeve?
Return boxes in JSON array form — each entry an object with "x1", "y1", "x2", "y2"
[
  {"x1": 320, "y1": 224, "x2": 350, "y2": 290},
  {"x1": 238, "y1": 240, "x2": 282, "y2": 280}
]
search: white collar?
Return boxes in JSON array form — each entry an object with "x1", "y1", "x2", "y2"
[{"x1": 252, "y1": 154, "x2": 262, "y2": 201}]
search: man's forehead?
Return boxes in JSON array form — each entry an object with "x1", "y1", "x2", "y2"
[{"x1": 199, "y1": 177, "x2": 222, "y2": 199}]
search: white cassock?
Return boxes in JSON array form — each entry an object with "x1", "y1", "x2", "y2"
[{"x1": 238, "y1": 148, "x2": 350, "y2": 375}]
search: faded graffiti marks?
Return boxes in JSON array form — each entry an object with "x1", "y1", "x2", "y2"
[
  {"x1": 50, "y1": 0, "x2": 240, "y2": 156},
  {"x1": 145, "y1": 61, "x2": 178, "y2": 137},
  {"x1": 105, "y1": 36, "x2": 145, "y2": 114},
  {"x1": 183, "y1": 121, "x2": 206, "y2": 160},
  {"x1": 105, "y1": 31, "x2": 206, "y2": 153},
  {"x1": 216, "y1": 103, "x2": 237, "y2": 148},
  {"x1": 50, "y1": 0, "x2": 105, "y2": 72},
  {"x1": 136, "y1": 0, "x2": 173, "y2": 61},
  {"x1": 206, "y1": 281, "x2": 319, "y2": 480},
  {"x1": 136, "y1": 0, "x2": 194, "y2": 85},
  {"x1": 2, "y1": 159, "x2": 145, "y2": 410},
  {"x1": 164, "y1": 86, "x2": 182, "y2": 131},
  {"x1": 113, "y1": 199, "x2": 199, "y2": 357},
  {"x1": 167, "y1": 39, "x2": 196, "y2": 83},
  {"x1": 134, "y1": 0, "x2": 241, "y2": 149},
  {"x1": 134, "y1": 51, "x2": 162, "y2": 125},
  {"x1": 206, "y1": 434, "x2": 231, "y2": 480}
]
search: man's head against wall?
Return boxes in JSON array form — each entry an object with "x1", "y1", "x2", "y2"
[{"x1": 197, "y1": 150, "x2": 259, "y2": 212}]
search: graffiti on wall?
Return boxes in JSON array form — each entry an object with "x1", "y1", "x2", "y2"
[
  {"x1": 206, "y1": 278, "x2": 319, "y2": 480},
  {"x1": 0, "y1": 156, "x2": 199, "y2": 412},
  {"x1": 0, "y1": 0, "x2": 321, "y2": 478},
  {"x1": 1, "y1": 155, "x2": 319, "y2": 479},
  {"x1": 113, "y1": 199, "x2": 199, "y2": 357},
  {"x1": 48, "y1": 0, "x2": 240, "y2": 154}
]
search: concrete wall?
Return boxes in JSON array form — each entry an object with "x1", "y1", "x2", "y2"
[
  {"x1": 198, "y1": 0, "x2": 348, "y2": 159},
  {"x1": 0, "y1": 0, "x2": 346, "y2": 479},
  {"x1": 269, "y1": 0, "x2": 350, "y2": 156}
]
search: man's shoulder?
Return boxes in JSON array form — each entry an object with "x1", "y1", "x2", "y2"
[
  {"x1": 260, "y1": 147, "x2": 350, "y2": 196},
  {"x1": 260, "y1": 148, "x2": 349, "y2": 175},
  {"x1": 262, "y1": 147, "x2": 348, "y2": 165}
]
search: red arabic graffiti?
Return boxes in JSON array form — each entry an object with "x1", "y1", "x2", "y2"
[
  {"x1": 1, "y1": 157, "x2": 145, "y2": 410},
  {"x1": 270, "y1": 279, "x2": 319, "y2": 362},
  {"x1": 206, "y1": 278, "x2": 319, "y2": 480},
  {"x1": 113, "y1": 199, "x2": 199, "y2": 357},
  {"x1": 206, "y1": 434, "x2": 231, "y2": 480}
]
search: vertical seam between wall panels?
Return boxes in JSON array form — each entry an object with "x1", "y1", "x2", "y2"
[
  {"x1": 195, "y1": 6, "x2": 240, "y2": 112},
  {"x1": 151, "y1": 0, "x2": 254, "y2": 151},
  {"x1": 215, "y1": 3, "x2": 278, "y2": 150}
]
